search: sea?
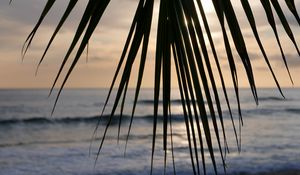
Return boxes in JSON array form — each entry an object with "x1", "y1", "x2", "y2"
[{"x1": 0, "y1": 88, "x2": 299, "y2": 175}]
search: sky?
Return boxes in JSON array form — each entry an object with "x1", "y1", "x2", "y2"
[{"x1": 0, "y1": 0, "x2": 299, "y2": 89}]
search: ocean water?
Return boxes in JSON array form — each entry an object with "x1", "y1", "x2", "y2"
[{"x1": 0, "y1": 88, "x2": 299, "y2": 175}]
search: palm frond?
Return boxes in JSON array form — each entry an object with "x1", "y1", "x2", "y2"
[
  {"x1": 285, "y1": 0, "x2": 300, "y2": 26},
  {"x1": 22, "y1": 0, "x2": 299, "y2": 174}
]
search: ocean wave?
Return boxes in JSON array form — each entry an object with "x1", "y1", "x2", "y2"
[
  {"x1": 0, "y1": 116, "x2": 99, "y2": 125},
  {"x1": 242, "y1": 107, "x2": 300, "y2": 116},
  {"x1": 0, "y1": 132, "x2": 185, "y2": 148},
  {"x1": 285, "y1": 108, "x2": 300, "y2": 114},
  {"x1": 138, "y1": 99, "x2": 206, "y2": 105},
  {"x1": 0, "y1": 114, "x2": 188, "y2": 126},
  {"x1": 0, "y1": 139, "x2": 86, "y2": 148},
  {"x1": 258, "y1": 96, "x2": 286, "y2": 101},
  {"x1": 1, "y1": 106, "x2": 298, "y2": 126}
]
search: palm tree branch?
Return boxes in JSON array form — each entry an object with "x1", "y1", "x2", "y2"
[{"x1": 21, "y1": 0, "x2": 300, "y2": 174}]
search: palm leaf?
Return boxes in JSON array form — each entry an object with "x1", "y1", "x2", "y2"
[
  {"x1": 21, "y1": 0, "x2": 300, "y2": 174},
  {"x1": 22, "y1": 0, "x2": 56, "y2": 60},
  {"x1": 260, "y1": 0, "x2": 294, "y2": 84},
  {"x1": 241, "y1": 0, "x2": 284, "y2": 97},
  {"x1": 285, "y1": 0, "x2": 300, "y2": 25},
  {"x1": 271, "y1": 0, "x2": 300, "y2": 56},
  {"x1": 35, "y1": 0, "x2": 78, "y2": 75}
]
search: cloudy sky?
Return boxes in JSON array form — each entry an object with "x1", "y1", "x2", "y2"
[{"x1": 0, "y1": 0, "x2": 299, "y2": 89}]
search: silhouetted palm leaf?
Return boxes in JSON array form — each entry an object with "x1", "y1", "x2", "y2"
[{"x1": 20, "y1": 0, "x2": 299, "y2": 174}]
